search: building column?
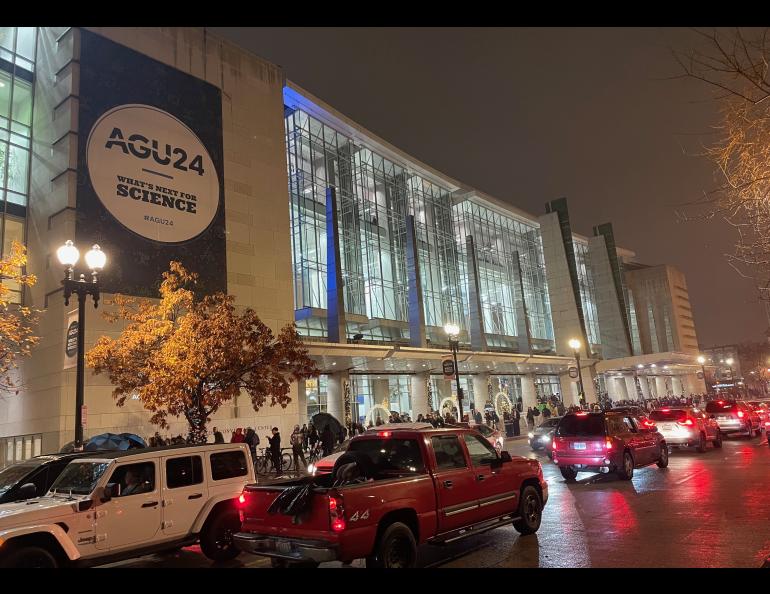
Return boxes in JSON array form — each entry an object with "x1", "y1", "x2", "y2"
[
  {"x1": 326, "y1": 371, "x2": 348, "y2": 421},
  {"x1": 521, "y1": 374, "x2": 538, "y2": 411},
  {"x1": 472, "y1": 374, "x2": 489, "y2": 413},
  {"x1": 296, "y1": 378, "x2": 307, "y2": 425},
  {"x1": 624, "y1": 375, "x2": 639, "y2": 401},
  {"x1": 638, "y1": 375, "x2": 651, "y2": 399},
  {"x1": 608, "y1": 376, "x2": 628, "y2": 401},
  {"x1": 560, "y1": 374, "x2": 578, "y2": 407},
  {"x1": 582, "y1": 366, "x2": 598, "y2": 405},
  {"x1": 671, "y1": 376, "x2": 684, "y2": 396},
  {"x1": 655, "y1": 376, "x2": 668, "y2": 397},
  {"x1": 411, "y1": 373, "x2": 430, "y2": 420}
]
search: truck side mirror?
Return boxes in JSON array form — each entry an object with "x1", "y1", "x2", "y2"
[
  {"x1": 499, "y1": 450, "x2": 512, "y2": 463},
  {"x1": 17, "y1": 483, "x2": 37, "y2": 501}
]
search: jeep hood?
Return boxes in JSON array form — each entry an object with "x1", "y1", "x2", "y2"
[{"x1": 0, "y1": 495, "x2": 86, "y2": 528}]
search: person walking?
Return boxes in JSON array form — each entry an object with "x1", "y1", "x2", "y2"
[
  {"x1": 513, "y1": 407, "x2": 521, "y2": 437},
  {"x1": 231, "y1": 427, "x2": 244, "y2": 443},
  {"x1": 291, "y1": 425, "x2": 306, "y2": 471},
  {"x1": 321, "y1": 424, "x2": 335, "y2": 457},
  {"x1": 266, "y1": 427, "x2": 282, "y2": 476},
  {"x1": 301, "y1": 424, "x2": 308, "y2": 451},
  {"x1": 212, "y1": 427, "x2": 224, "y2": 444},
  {"x1": 244, "y1": 427, "x2": 258, "y2": 461},
  {"x1": 532, "y1": 405, "x2": 541, "y2": 426},
  {"x1": 526, "y1": 406, "x2": 535, "y2": 429},
  {"x1": 308, "y1": 423, "x2": 318, "y2": 453}
]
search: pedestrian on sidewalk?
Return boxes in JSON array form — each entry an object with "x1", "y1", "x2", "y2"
[
  {"x1": 291, "y1": 425, "x2": 306, "y2": 470},
  {"x1": 526, "y1": 407, "x2": 535, "y2": 429},
  {"x1": 513, "y1": 408, "x2": 521, "y2": 436},
  {"x1": 532, "y1": 405, "x2": 541, "y2": 426},
  {"x1": 212, "y1": 427, "x2": 224, "y2": 444},
  {"x1": 266, "y1": 427, "x2": 282, "y2": 476}
]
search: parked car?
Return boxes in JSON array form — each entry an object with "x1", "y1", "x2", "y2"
[
  {"x1": 473, "y1": 423, "x2": 505, "y2": 452},
  {"x1": 235, "y1": 424, "x2": 547, "y2": 568},
  {"x1": 552, "y1": 411, "x2": 668, "y2": 481},
  {"x1": 648, "y1": 407, "x2": 721, "y2": 451},
  {"x1": 307, "y1": 439, "x2": 352, "y2": 476},
  {"x1": 529, "y1": 417, "x2": 561, "y2": 456},
  {"x1": 0, "y1": 453, "x2": 91, "y2": 504},
  {"x1": 704, "y1": 400, "x2": 761, "y2": 438},
  {"x1": 0, "y1": 443, "x2": 255, "y2": 567},
  {"x1": 747, "y1": 401, "x2": 769, "y2": 430}
]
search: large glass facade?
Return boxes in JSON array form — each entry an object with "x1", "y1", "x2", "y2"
[
  {"x1": 455, "y1": 201, "x2": 554, "y2": 351},
  {"x1": 572, "y1": 240, "x2": 600, "y2": 350},
  {"x1": 0, "y1": 27, "x2": 35, "y2": 304}
]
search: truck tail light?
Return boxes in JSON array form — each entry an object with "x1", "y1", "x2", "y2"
[
  {"x1": 378, "y1": 431, "x2": 392, "y2": 438},
  {"x1": 604, "y1": 439, "x2": 613, "y2": 450},
  {"x1": 237, "y1": 491, "x2": 249, "y2": 522},
  {"x1": 329, "y1": 495, "x2": 345, "y2": 533}
]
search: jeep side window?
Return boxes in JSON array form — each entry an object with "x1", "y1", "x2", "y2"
[
  {"x1": 210, "y1": 451, "x2": 248, "y2": 481},
  {"x1": 166, "y1": 456, "x2": 203, "y2": 489},
  {"x1": 108, "y1": 462, "x2": 155, "y2": 497}
]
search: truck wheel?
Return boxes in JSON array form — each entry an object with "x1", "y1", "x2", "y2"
[
  {"x1": 365, "y1": 522, "x2": 417, "y2": 568},
  {"x1": 559, "y1": 465, "x2": 578, "y2": 482},
  {"x1": 0, "y1": 545, "x2": 58, "y2": 568},
  {"x1": 513, "y1": 485, "x2": 542, "y2": 535},
  {"x1": 200, "y1": 507, "x2": 241, "y2": 562}
]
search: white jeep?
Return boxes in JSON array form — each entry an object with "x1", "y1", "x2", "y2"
[{"x1": 0, "y1": 443, "x2": 255, "y2": 567}]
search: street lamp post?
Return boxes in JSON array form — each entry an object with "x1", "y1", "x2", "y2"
[
  {"x1": 568, "y1": 338, "x2": 585, "y2": 408},
  {"x1": 444, "y1": 323, "x2": 464, "y2": 423},
  {"x1": 726, "y1": 358, "x2": 737, "y2": 398},
  {"x1": 697, "y1": 355, "x2": 709, "y2": 396},
  {"x1": 57, "y1": 241, "x2": 107, "y2": 448}
]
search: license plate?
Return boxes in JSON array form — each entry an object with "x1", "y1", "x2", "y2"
[
  {"x1": 276, "y1": 541, "x2": 292, "y2": 554},
  {"x1": 660, "y1": 423, "x2": 673, "y2": 430},
  {"x1": 572, "y1": 442, "x2": 586, "y2": 450}
]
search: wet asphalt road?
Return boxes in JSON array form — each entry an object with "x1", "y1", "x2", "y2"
[{"x1": 104, "y1": 433, "x2": 770, "y2": 569}]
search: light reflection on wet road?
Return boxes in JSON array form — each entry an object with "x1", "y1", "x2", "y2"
[{"x1": 106, "y1": 434, "x2": 770, "y2": 569}]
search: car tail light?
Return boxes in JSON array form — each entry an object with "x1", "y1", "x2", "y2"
[
  {"x1": 661, "y1": 408, "x2": 670, "y2": 412},
  {"x1": 765, "y1": 421, "x2": 770, "y2": 426},
  {"x1": 642, "y1": 419, "x2": 656, "y2": 429},
  {"x1": 604, "y1": 439, "x2": 613, "y2": 450},
  {"x1": 737, "y1": 411, "x2": 744, "y2": 418},
  {"x1": 677, "y1": 418, "x2": 695, "y2": 427},
  {"x1": 576, "y1": 412, "x2": 587, "y2": 416},
  {"x1": 329, "y1": 496, "x2": 345, "y2": 533}
]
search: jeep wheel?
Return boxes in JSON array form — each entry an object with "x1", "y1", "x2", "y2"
[
  {"x1": 0, "y1": 545, "x2": 58, "y2": 568},
  {"x1": 365, "y1": 522, "x2": 417, "y2": 568},
  {"x1": 513, "y1": 485, "x2": 542, "y2": 535},
  {"x1": 200, "y1": 507, "x2": 241, "y2": 562}
]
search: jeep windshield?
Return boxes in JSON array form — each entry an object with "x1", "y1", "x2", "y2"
[
  {"x1": 49, "y1": 461, "x2": 110, "y2": 495},
  {"x1": 0, "y1": 462, "x2": 38, "y2": 496}
]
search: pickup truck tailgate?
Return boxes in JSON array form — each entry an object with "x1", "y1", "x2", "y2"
[{"x1": 239, "y1": 484, "x2": 333, "y2": 538}]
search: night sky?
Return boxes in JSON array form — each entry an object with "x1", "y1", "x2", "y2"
[{"x1": 212, "y1": 27, "x2": 767, "y2": 348}]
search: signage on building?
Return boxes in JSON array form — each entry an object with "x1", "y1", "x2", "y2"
[
  {"x1": 76, "y1": 30, "x2": 226, "y2": 297},
  {"x1": 442, "y1": 355, "x2": 455, "y2": 380},
  {"x1": 568, "y1": 366, "x2": 579, "y2": 379},
  {"x1": 63, "y1": 310, "x2": 79, "y2": 370},
  {"x1": 356, "y1": 395, "x2": 365, "y2": 405}
]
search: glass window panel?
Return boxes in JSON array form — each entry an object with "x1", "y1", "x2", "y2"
[
  {"x1": 7, "y1": 145, "x2": 28, "y2": 194},
  {"x1": 6, "y1": 191, "x2": 25, "y2": 207},
  {"x1": 5, "y1": 439, "x2": 12, "y2": 463},
  {"x1": 15, "y1": 28, "x2": 35, "y2": 61},
  {"x1": 14, "y1": 438, "x2": 21, "y2": 462},
  {"x1": 11, "y1": 80, "x2": 32, "y2": 126},
  {"x1": 33, "y1": 435, "x2": 41, "y2": 457},
  {"x1": 0, "y1": 72, "x2": 10, "y2": 121},
  {"x1": 0, "y1": 49, "x2": 12, "y2": 63},
  {"x1": 0, "y1": 28, "x2": 14, "y2": 52}
]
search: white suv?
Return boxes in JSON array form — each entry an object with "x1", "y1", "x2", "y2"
[{"x1": 0, "y1": 443, "x2": 255, "y2": 568}]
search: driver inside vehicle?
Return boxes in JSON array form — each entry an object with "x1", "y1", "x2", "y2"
[{"x1": 121, "y1": 469, "x2": 142, "y2": 496}]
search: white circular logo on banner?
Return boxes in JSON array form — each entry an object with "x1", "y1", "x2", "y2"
[{"x1": 86, "y1": 104, "x2": 220, "y2": 243}]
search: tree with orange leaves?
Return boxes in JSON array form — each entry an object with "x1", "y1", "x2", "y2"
[
  {"x1": 86, "y1": 262, "x2": 318, "y2": 443},
  {"x1": 0, "y1": 241, "x2": 38, "y2": 393}
]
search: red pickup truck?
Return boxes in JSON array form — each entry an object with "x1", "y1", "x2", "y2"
[{"x1": 234, "y1": 423, "x2": 548, "y2": 568}]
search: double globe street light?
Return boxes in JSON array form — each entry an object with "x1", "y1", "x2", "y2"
[
  {"x1": 56, "y1": 240, "x2": 107, "y2": 447},
  {"x1": 443, "y1": 322, "x2": 464, "y2": 424},
  {"x1": 568, "y1": 338, "x2": 586, "y2": 407}
]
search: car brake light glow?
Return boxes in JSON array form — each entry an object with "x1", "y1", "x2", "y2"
[
  {"x1": 678, "y1": 418, "x2": 694, "y2": 427},
  {"x1": 238, "y1": 494, "x2": 246, "y2": 505},
  {"x1": 661, "y1": 408, "x2": 670, "y2": 412},
  {"x1": 605, "y1": 439, "x2": 613, "y2": 450},
  {"x1": 576, "y1": 412, "x2": 588, "y2": 416},
  {"x1": 737, "y1": 411, "x2": 744, "y2": 418}
]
